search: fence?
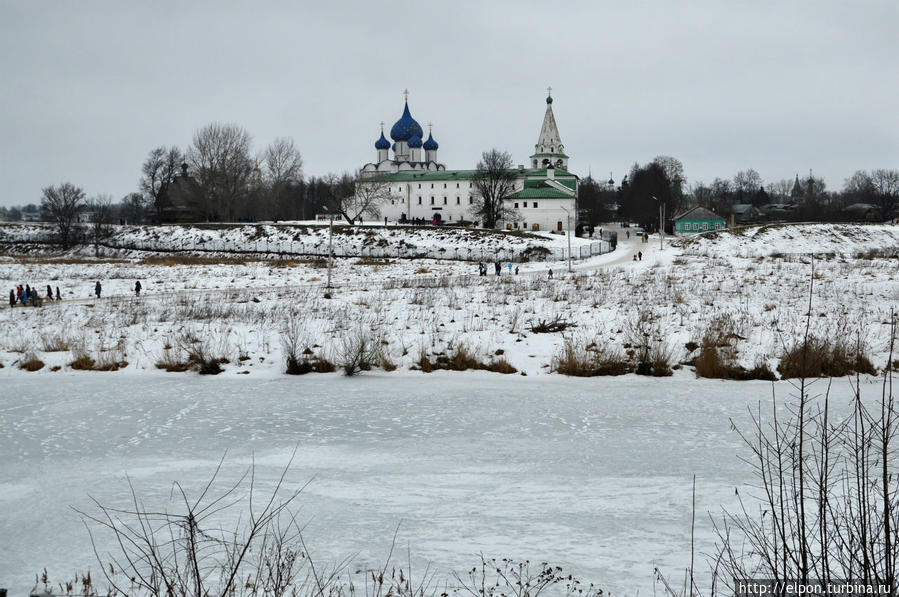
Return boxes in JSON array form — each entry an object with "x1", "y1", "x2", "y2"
[{"x1": 0, "y1": 227, "x2": 614, "y2": 264}]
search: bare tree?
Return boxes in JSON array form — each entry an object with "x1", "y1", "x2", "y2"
[
  {"x1": 263, "y1": 137, "x2": 303, "y2": 219},
  {"x1": 120, "y1": 192, "x2": 150, "y2": 224},
  {"x1": 89, "y1": 194, "x2": 115, "y2": 257},
  {"x1": 41, "y1": 182, "x2": 86, "y2": 249},
  {"x1": 871, "y1": 168, "x2": 899, "y2": 220},
  {"x1": 263, "y1": 137, "x2": 303, "y2": 188},
  {"x1": 652, "y1": 155, "x2": 687, "y2": 189},
  {"x1": 471, "y1": 149, "x2": 517, "y2": 228},
  {"x1": 712, "y1": 276, "x2": 899, "y2": 594},
  {"x1": 766, "y1": 178, "x2": 793, "y2": 202},
  {"x1": 140, "y1": 146, "x2": 183, "y2": 222},
  {"x1": 187, "y1": 123, "x2": 254, "y2": 221},
  {"x1": 76, "y1": 453, "x2": 324, "y2": 597},
  {"x1": 336, "y1": 172, "x2": 390, "y2": 224},
  {"x1": 689, "y1": 182, "x2": 714, "y2": 209},
  {"x1": 733, "y1": 168, "x2": 763, "y2": 202}
]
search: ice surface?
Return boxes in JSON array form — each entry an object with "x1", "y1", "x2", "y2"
[{"x1": 0, "y1": 372, "x2": 875, "y2": 595}]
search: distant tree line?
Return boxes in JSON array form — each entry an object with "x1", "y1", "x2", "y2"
[
  {"x1": 583, "y1": 157, "x2": 899, "y2": 230},
  {"x1": 5, "y1": 125, "x2": 897, "y2": 238}
]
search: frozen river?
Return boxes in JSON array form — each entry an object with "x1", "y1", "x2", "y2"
[{"x1": 0, "y1": 372, "x2": 869, "y2": 595}]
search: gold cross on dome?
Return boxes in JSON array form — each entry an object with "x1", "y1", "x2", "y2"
[
  {"x1": 380, "y1": 121, "x2": 384, "y2": 131},
  {"x1": 547, "y1": 86, "x2": 552, "y2": 96},
  {"x1": 403, "y1": 89, "x2": 409, "y2": 101}
]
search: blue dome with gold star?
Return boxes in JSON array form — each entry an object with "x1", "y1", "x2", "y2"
[
  {"x1": 374, "y1": 131, "x2": 390, "y2": 150},
  {"x1": 407, "y1": 134, "x2": 422, "y2": 148},
  {"x1": 422, "y1": 132, "x2": 438, "y2": 151},
  {"x1": 390, "y1": 101, "x2": 424, "y2": 142}
]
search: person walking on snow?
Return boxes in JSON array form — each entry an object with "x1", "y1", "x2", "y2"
[
  {"x1": 495, "y1": 261, "x2": 501, "y2": 276},
  {"x1": 134, "y1": 280, "x2": 142, "y2": 297},
  {"x1": 55, "y1": 286, "x2": 60, "y2": 301},
  {"x1": 638, "y1": 251, "x2": 642, "y2": 261},
  {"x1": 46, "y1": 285, "x2": 53, "y2": 301},
  {"x1": 9, "y1": 289, "x2": 15, "y2": 308},
  {"x1": 95, "y1": 281, "x2": 102, "y2": 298}
]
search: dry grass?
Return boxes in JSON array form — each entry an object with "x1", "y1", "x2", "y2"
[
  {"x1": 285, "y1": 354, "x2": 336, "y2": 375},
  {"x1": 692, "y1": 316, "x2": 776, "y2": 381},
  {"x1": 41, "y1": 333, "x2": 73, "y2": 352},
  {"x1": 551, "y1": 340, "x2": 633, "y2": 377},
  {"x1": 70, "y1": 343, "x2": 128, "y2": 371},
  {"x1": 529, "y1": 315, "x2": 575, "y2": 334},
  {"x1": 417, "y1": 344, "x2": 518, "y2": 374},
  {"x1": 778, "y1": 336, "x2": 877, "y2": 379},
  {"x1": 137, "y1": 255, "x2": 256, "y2": 266},
  {"x1": 694, "y1": 345, "x2": 776, "y2": 381},
  {"x1": 19, "y1": 353, "x2": 45, "y2": 371}
]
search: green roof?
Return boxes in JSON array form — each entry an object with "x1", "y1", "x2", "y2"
[
  {"x1": 522, "y1": 178, "x2": 576, "y2": 191},
  {"x1": 507, "y1": 187, "x2": 573, "y2": 199},
  {"x1": 507, "y1": 178, "x2": 576, "y2": 199}
]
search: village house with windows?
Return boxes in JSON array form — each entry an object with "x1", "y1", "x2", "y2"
[
  {"x1": 673, "y1": 206, "x2": 726, "y2": 234},
  {"x1": 360, "y1": 90, "x2": 577, "y2": 232}
]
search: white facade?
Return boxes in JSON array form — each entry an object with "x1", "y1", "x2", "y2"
[{"x1": 360, "y1": 92, "x2": 577, "y2": 230}]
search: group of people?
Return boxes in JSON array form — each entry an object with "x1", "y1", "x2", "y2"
[
  {"x1": 632, "y1": 251, "x2": 644, "y2": 261},
  {"x1": 9, "y1": 280, "x2": 143, "y2": 307},
  {"x1": 10, "y1": 284, "x2": 60, "y2": 307},
  {"x1": 478, "y1": 261, "x2": 519, "y2": 276}
]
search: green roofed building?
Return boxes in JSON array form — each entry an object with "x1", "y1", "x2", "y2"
[
  {"x1": 359, "y1": 90, "x2": 577, "y2": 231},
  {"x1": 673, "y1": 206, "x2": 726, "y2": 234}
]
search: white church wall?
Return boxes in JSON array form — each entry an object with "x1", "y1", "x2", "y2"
[{"x1": 501, "y1": 197, "x2": 576, "y2": 232}]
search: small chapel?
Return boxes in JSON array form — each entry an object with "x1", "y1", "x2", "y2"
[{"x1": 361, "y1": 90, "x2": 577, "y2": 232}]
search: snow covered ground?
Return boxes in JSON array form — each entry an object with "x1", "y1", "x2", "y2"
[
  {"x1": 675, "y1": 222, "x2": 899, "y2": 258},
  {"x1": 0, "y1": 222, "x2": 606, "y2": 262},
  {"x1": 1, "y1": 372, "x2": 884, "y2": 596},
  {"x1": 1, "y1": 226, "x2": 896, "y2": 379},
  {"x1": 0, "y1": 222, "x2": 896, "y2": 594}
]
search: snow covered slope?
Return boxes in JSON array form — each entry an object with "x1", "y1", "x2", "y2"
[
  {"x1": 676, "y1": 223, "x2": 899, "y2": 258},
  {"x1": 0, "y1": 222, "x2": 603, "y2": 262}
]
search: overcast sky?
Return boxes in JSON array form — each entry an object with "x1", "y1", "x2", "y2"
[{"x1": 1, "y1": 1, "x2": 897, "y2": 207}]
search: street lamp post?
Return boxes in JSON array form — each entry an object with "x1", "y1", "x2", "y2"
[
  {"x1": 327, "y1": 215, "x2": 334, "y2": 290},
  {"x1": 560, "y1": 205, "x2": 572, "y2": 273},
  {"x1": 652, "y1": 196, "x2": 664, "y2": 251}
]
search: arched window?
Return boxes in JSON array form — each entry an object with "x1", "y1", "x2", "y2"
[{"x1": 551, "y1": 146, "x2": 554, "y2": 152}]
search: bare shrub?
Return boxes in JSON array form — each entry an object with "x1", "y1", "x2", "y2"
[
  {"x1": 529, "y1": 314, "x2": 575, "y2": 334},
  {"x1": 713, "y1": 317, "x2": 899, "y2": 592},
  {"x1": 694, "y1": 317, "x2": 776, "y2": 381},
  {"x1": 19, "y1": 352, "x2": 45, "y2": 371},
  {"x1": 484, "y1": 357, "x2": 517, "y2": 374},
  {"x1": 41, "y1": 332, "x2": 72, "y2": 352},
  {"x1": 648, "y1": 341, "x2": 674, "y2": 377},
  {"x1": 418, "y1": 343, "x2": 518, "y2": 374},
  {"x1": 336, "y1": 325, "x2": 382, "y2": 376},
  {"x1": 155, "y1": 345, "x2": 191, "y2": 372},
  {"x1": 155, "y1": 328, "x2": 230, "y2": 374},
  {"x1": 778, "y1": 335, "x2": 876, "y2": 378},
  {"x1": 62, "y1": 452, "x2": 606, "y2": 597},
  {"x1": 552, "y1": 338, "x2": 633, "y2": 377}
]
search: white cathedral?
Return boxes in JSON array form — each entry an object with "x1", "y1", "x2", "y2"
[{"x1": 360, "y1": 90, "x2": 577, "y2": 232}]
